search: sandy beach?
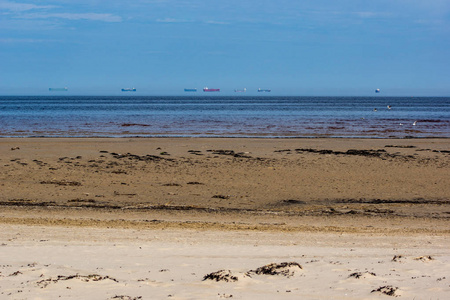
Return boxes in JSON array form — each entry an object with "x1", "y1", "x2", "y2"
[{"x1": 1, "y1": 138, "x2": 449, "y2": 299}]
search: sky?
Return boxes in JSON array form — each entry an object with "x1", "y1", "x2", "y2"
[{"x1": 0, "y1": 0, "x2": 449, "y2": 96}]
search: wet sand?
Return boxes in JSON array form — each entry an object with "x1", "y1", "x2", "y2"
[{"x1": 0, "y1": 138, "x2": 449, "y2": 298}]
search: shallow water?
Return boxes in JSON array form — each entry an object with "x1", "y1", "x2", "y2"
[{"x1": 0, "y1": 96, "x2": 449, "y2": 138}]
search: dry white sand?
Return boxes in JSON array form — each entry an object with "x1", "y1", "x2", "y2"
[{"x1": 1, "y1": 224, "x2": 449, "y2": 300}]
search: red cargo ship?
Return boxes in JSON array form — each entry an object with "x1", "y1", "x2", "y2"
[{"x1": 203, "y1": 87, "x2": 220, "y2": 92}]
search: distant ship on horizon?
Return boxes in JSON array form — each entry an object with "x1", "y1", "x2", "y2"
[
  {"x1": 49, "y1": 87, "x2": 68, "y2": 92},
  {"x1": 121, "y1": 88, "x2": 136, "y2": 92},
  {"x1": 184, "y1": 88, "x2": 197, "y2": 92},
  {"x1": 257, "y1": 88, "x2": 271, "y2": 92},
  {"x1": 203, "y1": 87, "x2": 220, "y2": 92},
  {"x1": 234, "y1": 88, "x2": 247, "y2": 92}
]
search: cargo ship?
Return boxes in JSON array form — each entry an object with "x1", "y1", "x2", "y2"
[
  {"x1": 49, "y1": 87, "x2": 68, "y2": 92},
  {"x1": 203, "y1": 87, "x2": 220, "y2": 92},
  {"x1": 121, "y1": 88, "x2": 136, "y2": 92},
  {"x1": 257, "y1": 88, "x2": 271, "y2": 92},
  {"x1": 184, "y1": 88, "x2": 197, "y2": 92},
  {"x1": 234, "y1": 88, "x2": 247, "y2": 92}
]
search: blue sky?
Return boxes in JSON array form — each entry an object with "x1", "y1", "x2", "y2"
[{"x1": 1, "y1": 0, "x2": 449, "y2": 95}]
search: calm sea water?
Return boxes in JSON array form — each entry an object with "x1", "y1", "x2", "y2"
[{"x1": 0, "y1": 96, "x2": 449, "y2": 138}]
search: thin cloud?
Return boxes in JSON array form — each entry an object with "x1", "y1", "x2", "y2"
[
  {"x1": 156, "y1": 18, "x2": 191, "y2": 23},
  {"x1": 354, "y1": 11, "x2": 379, "y2": 18},
  {"x1": 204, "y1": 20, "x2": 229, "y2": 25},
  {"x1": 0, "y1": 1, "x2": 55, "y2": 11},
  {"x1": 1, "y1": 1, "x2": 121, "y2": 22},
  {"x1": 22, "y1": 12, "x2": 122, "y2": 22},
  {"x1": 155, "y1": 18, "x2": 229, "y2": 25}
]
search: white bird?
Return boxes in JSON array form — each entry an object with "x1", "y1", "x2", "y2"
[
  {"x1": 413, "y1": 121, "x2": 417, "y2": 126},
  {"x1": 387, "y1": 105, "x2": 392, "y2": 109}
]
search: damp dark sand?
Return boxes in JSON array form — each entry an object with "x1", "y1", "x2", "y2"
[{"x1": 0, "y1": 138, "x2": 449, "y2": 298}]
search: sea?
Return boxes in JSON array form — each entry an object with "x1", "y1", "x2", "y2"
[{"x1": 0, "y1": 96, "x2": 449, "y2": 138}]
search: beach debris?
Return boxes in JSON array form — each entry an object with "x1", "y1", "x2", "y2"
[
  {"x1": 188, "y1": 150, "x2": 203, "y2": 155},
  {"x1": 295, "y1": 148, "x2": 390, "y2": 158},
  {"x1": 37, "y1": 274, "x2": 119, "y2": 288},
  {"x1": 274, "y1": 149, "x2": 291, "y2": 153},
  {"x1": 40, "y1": 179, "x2": 81, "y2": 186},
  {"x1": 111, "y1": 169, "x2": 128, "y2": 174},
  {"x1": 8, "y1": 271, "x2": 22, "y2": 276},
  {"x1": 203, "y1": 270, "x2": 239, "y2": 282},
  {"x1": 246, "y1": 262, "x2": 302, "y2": 278},
  {"x1": 187, "y1": 181, "x2": 204, "y2": 185},
  {"x1": 110, "y1": 296, "x2": 142, "y2": 300},
  {"x1": 10, "y1": 147, "x2": 20, "y2": 151},
  {"x1": 384, "y1": 145, "x2": 416, "y2": 148},
  {"x1": 414, "y1": 255, "x2": 433, "y2": 261},
  {"x1": 212, "y1": 194, "x2": 230, "y2": 199},
  {"x1": 206, "y1": 149, "x2": 252, "y2": 158},
  {"x1": 32, "y1": 159, "x2": 47, "y2": 166},
  {"x1": 162, "y1": 183, "x2": 181, "y2": 186},
  {"x1": 348, "y1": 271, "x2": 376, "y2": 279},
  {"x1": 110, "y1": 152, "x2": 174, "y2": 162},
  {"x1": 432, "y1": 149, "x2": 450, "y2": 154},
  {"x1": 371, "y1": 285, "x2": 399, "y2": 297},
  {"x1": 392, "y1": 255, "x2": 406, "y2": 262}
]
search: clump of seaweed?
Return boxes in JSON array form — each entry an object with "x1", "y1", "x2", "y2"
[
  {"x1": 246, "y1": 262, "x2": 302, "y2": 278},
  {"x1": 371, "y1": 285, "x2": 399, "y2": 296},
  {"x1": 203, "y1": 270, "x2": 238, "y2": 282},
  {"x1": 414, "y1": 255, "x2": 433, "y2": 261},
  {"x1": 348, "y1": 271, "x2": 376, "y2": 279},
  {"x1": 392, "y1": 255, "x2": 405, "y2": 262},
  {"x1": 40, "y1": 180, "x2": 81, "y2": 186},
  {"x1": 37, "y1": 274, "x2": 118, "y2": 288}
]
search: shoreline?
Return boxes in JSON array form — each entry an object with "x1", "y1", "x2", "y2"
[{"x1": 2, "y1": 135, "x2": 450, "y2": 139}]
